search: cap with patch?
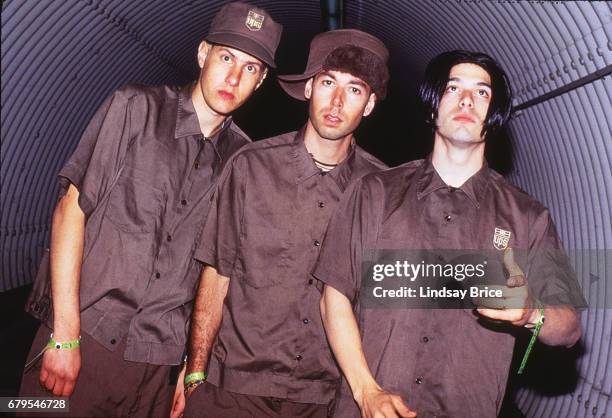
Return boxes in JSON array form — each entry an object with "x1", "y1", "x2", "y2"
[
  {"x1": 278, "y1": 29, "x2": 390, "y2": 100},
  {"x1": 206, "y1": 2, "x2": 283, "y2": 68}
]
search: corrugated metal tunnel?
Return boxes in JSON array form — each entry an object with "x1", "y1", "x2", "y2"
[{"x1": 1, "y1": 1, "x2": 610, "y2": 416}]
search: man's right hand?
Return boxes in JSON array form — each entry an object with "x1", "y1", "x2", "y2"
[
  {"x1": 39, "y1": 346, "x2": 81, "y2": 397},
  {"x1": 356, "y1": 387, "x2": 417, "y2": 418}
]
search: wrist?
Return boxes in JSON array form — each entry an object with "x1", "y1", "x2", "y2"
[{"x1": 48, "y1": 333, "x2": 81, "y2": 350}]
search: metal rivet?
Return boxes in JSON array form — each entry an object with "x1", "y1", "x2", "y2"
[
  {"x1": 587, "y1": 52, "x2": 594, "y2": 61},
  {"x1": 596, "y1": 47, "x2": 603, "y2": 56},
  {"x1": 556, "y1": 69, "x2": 562, "y2": 77},
  {"x1": 571, "y1": 61, "x2": 577, "y2": 69},
  {"x1": 563, "y1": 65, "x2": 569, "y2": 73},
  {"x1": 579, "y1": 57, "x2": 585, "y2": 65}
]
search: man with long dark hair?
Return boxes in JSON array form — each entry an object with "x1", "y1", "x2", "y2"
[{"x1": 314, "y1": 50, "x2": 583, "y2": 417}]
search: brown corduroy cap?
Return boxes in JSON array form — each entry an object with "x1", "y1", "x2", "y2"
[
  {"x1": 278, "y1": 29, "x2": 390, "y2": 100},
  {"x1": 206, "y1": 2, "x2": 283, "y2": 68}
]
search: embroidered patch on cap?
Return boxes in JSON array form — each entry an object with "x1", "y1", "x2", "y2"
[
  {"x1": 493, "y1": 227, "x2": 512, "y2": 250},
  {"x1": 245, "y1": 10, "x2": 264, "y2": 31}
]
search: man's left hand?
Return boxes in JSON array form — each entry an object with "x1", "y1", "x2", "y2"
[{"x1": 475, "y1": 248, "x2": 541, "y2": 327}]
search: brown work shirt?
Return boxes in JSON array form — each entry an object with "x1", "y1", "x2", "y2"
[
  {"x1": 58, "y1": 84, "x2": 249, "y2": 365},
  {"x1": 194, "y1": 128, "x2": 387, "y2": 404},
  {"x1": 313, "y1": 156, "x2": 584, "y2": 418}
]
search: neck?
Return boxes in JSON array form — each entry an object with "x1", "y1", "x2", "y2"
[
  {"x1": 303, "y1": 120, "x2": 352, "y2": 165},
  {"x1": 191, "y1": 82, "x2": 226, "y2": 137},
  {"x1": 431, "y1": 134, "x2": 485, "y2": 187}
]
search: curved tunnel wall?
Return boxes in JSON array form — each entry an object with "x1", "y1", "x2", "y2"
[{"x1": 1, "y1": 1, "x2": 610, "y2": 416}]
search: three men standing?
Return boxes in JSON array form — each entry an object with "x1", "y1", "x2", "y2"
[{"x1": 20, "y1": 3, "x2": 281, "y2": 417}]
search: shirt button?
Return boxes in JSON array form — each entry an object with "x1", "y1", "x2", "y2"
[
  {"x1": 155, "y1": 272, "x2": 161, "y2": 279},
  {"x1": 181, "y1": 199, "x2": 188, "y2": 206},
  {"x1": 194, "y1": 162, "x2": 200, "y2": 169},
  {"x1": 320, "y1": 172, "x2": 327, "y2": 176},
  {"x1": 449, "y1": 187, "x2": 456, "y2": 193},
  {"x1": 314, "y1": 240, "x2": 321, "y2": 247},
  {"x1": 415, "y1": 377, "x2": 423, "y2": 384},
  {"x1": 166, "y1": 234, "x2": 172, "y2": 242},
  {"x1": 303, "y1": 318, "x2": 310, "y2": 324},
  {"x1": 110, "y1": 339, "x2": 117, "y2": 345},
  {"x1": 318, "y1": 201, "x2": 325, "y2": 208},
  {"x1": 308, "y1": 279, "x2": 314, "y2": 285},
  {"x1": 444, "y1": 215, "x2": 452, "y2": 222},
  {"x1": 137, "y1": 308, "x2": 143, "y2": 313},
  {"x1": 422, "y1": 336, "x2": 429, "y2": 343},
  {"x1": 295, "y1": 354, "x2": 303, "y2": 361}
]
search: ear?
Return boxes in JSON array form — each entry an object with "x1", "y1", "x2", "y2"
[
  {"x1": 197, "y1": 41, "x2": 212, "y2": 68},
  {"x1": 255, "y1": 67, "x2": 269, "y2": 90},
  {"x1": 304, "y1": 78, "x2": 314, "y2": 100},
  {"x1": 362, "y1": 93, "x2": 377, "y2": 117}
]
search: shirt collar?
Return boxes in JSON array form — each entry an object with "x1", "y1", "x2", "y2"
[
  {"x1": 174, "y1": 83, "x2": 232, "y2": 145},
  {"x1": 291, "y1": 125, "x2": 357, "y2": 192},
  {"x1": 416, "y1": 154, "x2": 489, "y2": 207}
]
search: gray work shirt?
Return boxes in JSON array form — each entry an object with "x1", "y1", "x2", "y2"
[
  {"x1": 58, "y1": 84, "x2": 250, "y2": 365},
  {"x1": 313, "y1": 156, "x2": 585, "y2": 418},
  {"x1": 194, "y1": 129, "x2": 387, "y2": 404}
]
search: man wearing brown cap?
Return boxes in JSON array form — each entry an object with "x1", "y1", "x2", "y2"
[
  {"x1": 19, "y1": 3, "x2": 281, "y2": 417},
  {"x1": 179, "y1": 29, "x2": 389, "y2": 418}
]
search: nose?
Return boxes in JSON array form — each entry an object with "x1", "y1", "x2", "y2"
[
  {"x1": 225, "y1": 66, "x2": 241, "y2": 87},
  {"x1": 331, "y1": 88, "x2": 344, "y2": 110},
  {"x1": 459, "y1": 91, "x2": 474, "y2": 108}
]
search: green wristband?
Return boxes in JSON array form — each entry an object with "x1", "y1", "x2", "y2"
[
  {"x1": 517, "y1": 304, "x2": 545, "y2": 375},
  {"x1": 48, "y1": 334, "x2": 81, "y2": 350},
  {"x1": 184, "y1": 371, "x2": 206, "y2": 385}
]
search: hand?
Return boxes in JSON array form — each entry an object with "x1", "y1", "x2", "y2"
[
  {"x1": 356, "y1": 386, "x2": 416, "y2": 418},
  {"x1": 169, "y1": 364, "x2": 186, "y2": 418},
  {"x1": 476, "y1": 248, "x2": 540, "y2": 326},
  {"x1": 39, "y1": 346, "x2": 81, "y2": 397}
]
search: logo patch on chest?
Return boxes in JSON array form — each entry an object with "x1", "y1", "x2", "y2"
[{"x1": 493, "y1": 227, "x2": 511, "y2": 250}]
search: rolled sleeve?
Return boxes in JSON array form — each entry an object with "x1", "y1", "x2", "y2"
[
  {"x1": 58, "y1": 90, "x2": 135, "y2": 216},
  {"x1": 313, "y1": 178, "x2": 374, "y2": 304},
  {"x1": 527, "y1": 204, "x2": 587, "y2": 309},
  {"x1": 194, "y1": 153, "x2": 246, "y2": 278}
]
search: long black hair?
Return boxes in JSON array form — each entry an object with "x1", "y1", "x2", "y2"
[{"x1": 418, "y1": 50, "x2": 513, "y2": 138}]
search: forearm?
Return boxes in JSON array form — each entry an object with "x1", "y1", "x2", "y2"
[
  {"x1": 186, "y1": 266, "x2": 229, "y2": 376},
  {"x1": 320, "y1": 286, "x2": 379, "y2": 403},
  {"x1": 537, "y1": 305, "x2": 581, "y2": 347},
  {"x1": 50, "y1": 184, "x2": 84, "y2": 340}
]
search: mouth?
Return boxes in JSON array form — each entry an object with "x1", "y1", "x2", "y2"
[
  {"x1": 323, "y1": 114, "x2": 342, "y2": 126},
  {"x1": 218, "y1": 90, "x2": 235, "y2": 100},
  {"x1": 452, "y1": 114, "x2": 476, "y2": 123}
]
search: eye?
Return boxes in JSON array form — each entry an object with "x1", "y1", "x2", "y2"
[
  {"x1": 245, "y1": 64, "x2": 257, "y2": 74},
  {"x1": 349, "y1": 87, "x2": 362, "y2": 95},
  {"x1": 322, "y1": 79, "x2": 334, "y2": 87},
  {"x1": 446, "y1": 85, "x2": 458, "y2": 93},
  {"x1": 221, "y1": 54, "x2": 232, "y2": 63},
  {"x1": 476, "y1": 89, "x2": 490, "y2": 98}
]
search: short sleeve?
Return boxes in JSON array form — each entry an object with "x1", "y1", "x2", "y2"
[
  {"x1": 58, "y1": 90, "x2": 134, "y2": 216},
  {"x1": 526, "y1": 204, "x2": 587, "y2": 309},
  {"x1": 194, "y1": 153, "x2": 246, "y2": 278},
  {"x1": 313, "y1": 177, "x2": 376, "y2": 304}
]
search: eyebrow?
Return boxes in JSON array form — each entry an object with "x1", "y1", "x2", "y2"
[
  {"x1": 448, "y1": 77, "x2": 492, "y2": 89},
  {"x1": 319, "y1": 71, "x2": 368, "y2": 88},
  {"x1": 217, "y1": 47, "x2": 262, "y2": 67}
]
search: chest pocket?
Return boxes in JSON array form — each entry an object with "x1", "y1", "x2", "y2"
[
  {"x1": 105, "y1": 166, "x2": 165, "y2": 233},
  {"x1": 236, "y1": 222, "x2": 291, "y2": 288}
]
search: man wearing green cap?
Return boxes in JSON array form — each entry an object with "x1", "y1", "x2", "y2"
[{"x1": 20, "y1": 3, "x2": 282, "y2": 417}]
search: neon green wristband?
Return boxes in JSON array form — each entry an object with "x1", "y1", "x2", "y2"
[
  {"x1": 517, "y1": 304, "x2": 545, "y2": 375},
  {"x1": 184, "y1": 371, "x2": 206, "y2": 385},
  {"x1": 48, "y1": 334, "x2": 81, "y2": 350}
]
